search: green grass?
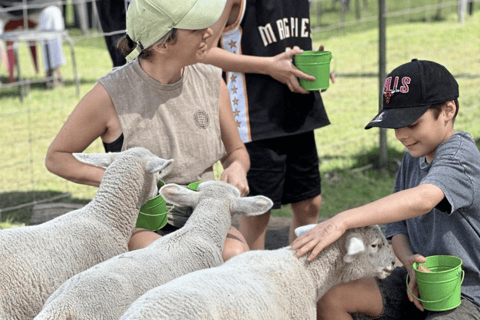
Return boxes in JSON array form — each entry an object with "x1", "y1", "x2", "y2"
[
  {"x1": 1, "y1": 6, "x2": 479, "y2": 226},
  {"x1": 309, "y1": 0, "x2": 476, "y2": 40}
]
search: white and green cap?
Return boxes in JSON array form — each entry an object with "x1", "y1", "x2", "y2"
[{"x1": 126, "y1": 0, "x2": 226, "y2": 62}]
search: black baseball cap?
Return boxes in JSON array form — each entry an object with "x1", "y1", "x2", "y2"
[{"x1": 365, "y1": 59, "x2": 459, "y2": 129}]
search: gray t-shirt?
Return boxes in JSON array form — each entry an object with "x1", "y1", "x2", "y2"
[{"x1": 385, "y1": 131, "x2": 480, "y2": 307}]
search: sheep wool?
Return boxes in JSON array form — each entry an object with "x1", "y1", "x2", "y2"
[
  {"x1": 120, "y1": 225, "x2": 396, "y2": 320},
  {"x1": 34, "y1": 181, "x2": 274, "y2": 320},
  {"x1": 0, "y1": 147, "x2": 172, "y2": 320}
]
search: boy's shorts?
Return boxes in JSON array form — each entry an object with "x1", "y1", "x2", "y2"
[
  {"x1": 353, "y1": 267, "x2": 480, "y2": 320},
  {"x1": 245, "y1": 131, "x2": 321, "y2": 209}
]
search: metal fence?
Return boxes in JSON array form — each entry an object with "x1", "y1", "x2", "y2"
[{"x1": 1, "y1": 0, "x2": 479, "y2": 221}]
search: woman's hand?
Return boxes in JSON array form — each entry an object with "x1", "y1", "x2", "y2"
[
  {"x1": 220, "y1": 161, "x2": 249, "y2": 197},
  {"x1": 406, "y1": 254, "x2": 427, "y2": 312},
  {"x1": 291, "y1": 215, "x2": 347, "y2": 261}
]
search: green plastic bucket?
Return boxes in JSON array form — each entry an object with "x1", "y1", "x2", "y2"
[
  {"x1": 407, "y1": 255, "x2": 464, "y2": 311},
  {"x1": 136, "y1": 194, "x2": 169, "y2": 231},
  {"x1": 135, "y1": 180, "x2": 203, "y2": 231},
  {"x1": 294, "y1": 51, "x2": 332, "y2": 91},
  {"x1": 135, "y1": 180, "x2": 169, "y2": 232}
]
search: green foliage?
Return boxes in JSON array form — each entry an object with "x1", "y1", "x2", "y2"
[
  {"x1": 0, "y1": 217, "x2": 24, "y2": 230},
  {"x1": 309, "y1": 0, "x2": 479, "y2": 41}
]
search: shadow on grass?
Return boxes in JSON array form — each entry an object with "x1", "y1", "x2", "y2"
[
  {"x1": 0, "y1": 190, "x2": 90, "y2": 224},
  {"x1": 350, "y1": 146, "x2": 405, "y2": 173},
  {"x1": 407, "y1": 13, "x2": 448, "y2": 24}
]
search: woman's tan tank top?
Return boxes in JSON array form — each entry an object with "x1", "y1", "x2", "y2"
[{"x1": 99, "y1": 60, "x2": 226, "y2": 186}]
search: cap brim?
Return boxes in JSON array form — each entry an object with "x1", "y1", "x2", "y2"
[
  {"x1": 365, "y1": 105, "x2": 430, "y2": 129},
  {"x1": 176, "y1": 0, "x2": 226, "y2": 31}
]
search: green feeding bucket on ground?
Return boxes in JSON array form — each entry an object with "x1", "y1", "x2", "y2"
[
  {"x1": 294, "y1": 50, "x2": 332, "y2": 91},
  {"x1": 408, "y1": 255, "x2": 464, "y2": 311}
]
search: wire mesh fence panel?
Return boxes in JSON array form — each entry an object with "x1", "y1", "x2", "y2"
[{"x1": 0, "y1": 0, "x2": 479, "y2": 222}]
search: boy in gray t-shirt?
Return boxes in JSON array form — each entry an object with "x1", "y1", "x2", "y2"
[{"x1": 291, "y1": 59, "x2": 480, "y2": 319}]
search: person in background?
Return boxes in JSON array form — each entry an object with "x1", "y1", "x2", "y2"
[
  {"x1": 94, "y1": 0, "x2": 128, "y2": 68},
  {"x1": 204, "y1": 0, "x2": 333, "y2": 249},
  {"x1": 292, "y1": 59, "x2": 480, "y2": 319},
  {"x1": 45, "y1": 0, "x2": 251, "y2": 261},
  {"x1": 0, "y1": 0, "x2": 65, "y2": 87},
  {"x1": 0, "y1": 19, "x2": 8, "y2": 82}
]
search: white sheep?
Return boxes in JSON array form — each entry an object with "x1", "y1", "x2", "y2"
[
  {"x1": 34, "y1": 181, "x2": 274, "y2": 320},
  {"x1": 120, "y1": 224, "x2": 395, "y2": 320},
  {"x1": 0, "y1": 147, "x2": 173, "y2": 320}
]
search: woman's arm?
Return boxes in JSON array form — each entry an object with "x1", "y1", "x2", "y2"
[
  {"x1": 45, "y1": 83, "x2": 120, "y2": 187},
  {"x1": 217, "y1": 79, "x2": 250, "y2": 196}
]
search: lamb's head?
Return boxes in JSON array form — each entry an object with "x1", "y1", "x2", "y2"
[
  {"x1": 73, "y1": 147, "x2": 174, "y2": 201},
  {"x1": 333, "y1": 225, "x2": 395, "y2": 282},
  {"x1": 296, "y1": 224, "x2": 395, "y2": 282},
  {"x1": 159, "y1": 181, "x2": 273, "y2": 216}
]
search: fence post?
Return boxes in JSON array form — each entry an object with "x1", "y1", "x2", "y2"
[
  {"x1": 458, "y1": 0, "x2": 467, "y2": 22},
  {"x1": 378, "y1": 0, "x2": 387, "y2": 167}
]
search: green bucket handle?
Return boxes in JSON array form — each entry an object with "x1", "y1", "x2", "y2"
[{"x1": 406, "y1": 270, "x2": 464, "y2": 304}]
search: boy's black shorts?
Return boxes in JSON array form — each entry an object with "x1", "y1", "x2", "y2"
[{"x1": 245, "y1": 131, "x2": 321, "y2": 210}]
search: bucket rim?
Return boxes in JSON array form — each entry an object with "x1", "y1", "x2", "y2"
[
  {"x1": 295, "y1": 50, "x2": 332, "y2": 55},
  {"x1": 140, "y1": 194, "x2": 167, "y2": 210},
  {"x1": 414, "y1": 255, "x2": 463, "y2": 274}
]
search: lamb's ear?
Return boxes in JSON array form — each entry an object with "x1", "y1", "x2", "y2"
[
  {"x1": 294, "y1": 224, "x2": 317, "y2": 237},
  {"x1": 344, "y1": 234, "x2": 366, "y2": 263},
  {"x1": 73, "y1": 152, "x2": 116, "y2": 168},
  {"x1": 145, "y1": 158, "x2": 173, "y2": 175},
  {"x1": 232, "y1": 196, "x2": 273, "y2": 216},
  {"x1": 159, "y1": 184, "x2": 200, "y2": 208}
]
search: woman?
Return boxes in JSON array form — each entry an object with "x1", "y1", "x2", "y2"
[{"x1": 45, "y1": 0, "x2": 250, "y2": 261}]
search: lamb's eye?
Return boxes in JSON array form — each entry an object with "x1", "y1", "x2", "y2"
[{"x1": 371, "y1": 244, "x2": 377, "y2": 248}]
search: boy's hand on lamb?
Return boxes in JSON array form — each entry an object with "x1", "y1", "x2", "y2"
[{"x1": 291, "y1": 217, "x2": 346, "y2": 261}]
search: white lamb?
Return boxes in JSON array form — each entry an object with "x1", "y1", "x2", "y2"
[
  {"x1": 0, "y1": 147, "x2": 173, "y2": 320},
  {"x1": 120, "y1": 224, "x2": 396, "y2": 320},
  {"x1": 34, "y1": 181, "x2": 274, "y2": 320}
]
